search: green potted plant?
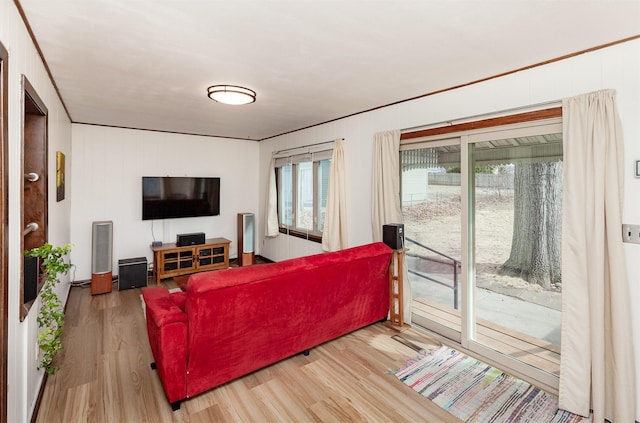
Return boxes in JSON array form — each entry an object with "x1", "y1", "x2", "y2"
[{"x1": 25, "y1": 243, "x2": 72, "y2": 374}]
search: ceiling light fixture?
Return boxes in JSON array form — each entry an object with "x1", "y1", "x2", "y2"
[{"x1": 207, "y1": 85, "x2": 256, "y2": 105}]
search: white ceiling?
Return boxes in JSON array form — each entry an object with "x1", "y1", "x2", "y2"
[{"x1": 17, "y1": 1, "x2": 640, "y2": 141}]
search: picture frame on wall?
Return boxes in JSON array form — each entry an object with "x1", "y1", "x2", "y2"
[{"x1": 56, "y1": 151, "x2": 65, "y2": 201}]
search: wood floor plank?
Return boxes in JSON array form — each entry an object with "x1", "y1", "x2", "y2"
[
  {"x1": 256, "y1": 378, "x2": 318, "y2": 422},
  {"x1": 61, "y1": 381, "x2": 94, "y2": 423}
]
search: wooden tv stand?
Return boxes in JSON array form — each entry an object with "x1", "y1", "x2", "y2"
[{"x1": 151, "y1": 237, "x2": 230, "y2": 285}]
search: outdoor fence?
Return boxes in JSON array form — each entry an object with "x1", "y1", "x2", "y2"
[
  {"x1": 402, "y1": 172, "x2": 514, "y2": 206},
  {"x1": 427, "y1": 172, "x2": 514, "y2": 188}
]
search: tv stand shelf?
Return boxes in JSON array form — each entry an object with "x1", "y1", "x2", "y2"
[{"x1": 151, "y1": 237, "x2": 230, "y2": 285}]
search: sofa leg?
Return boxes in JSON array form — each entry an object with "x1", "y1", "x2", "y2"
[
  {"x1": 171, "y1": 401, "x2": 181, "y2": 411},
  {"x1": 379, "y1": 316, "x2": 387, "y2": 323},
  {"x1": 150, "y1": 362, "x2": 157, "y2": 370},
  {"x1": 302, "y1": 349, "x2": 310, "y2": 356}
]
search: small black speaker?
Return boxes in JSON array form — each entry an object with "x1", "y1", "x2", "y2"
[
  {"x1": 176, "y1": 232, "x2": 205, "y2": 247},
  {"x1": 383, "y1": 223, "x2": 404, "y2": 250},
  {"x1": 118, "y1": 257, "x2": 148, "y2": 290}
]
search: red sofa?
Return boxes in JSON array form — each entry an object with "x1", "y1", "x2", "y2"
[{"x1": 142, "y1": 242, "x2": 393, "y2": 410}]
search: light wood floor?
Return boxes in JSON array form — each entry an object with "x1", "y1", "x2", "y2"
[{"x1": 34, "y1": 282, "x2": 462, "y2": 423}]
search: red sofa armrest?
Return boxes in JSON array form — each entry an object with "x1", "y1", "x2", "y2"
[
  {"x1": 169, "y1": 291, "x2": 187, "y2": 312},
  {"x1": 142, "y1": 287, "x2": 188, "y2": 404}
]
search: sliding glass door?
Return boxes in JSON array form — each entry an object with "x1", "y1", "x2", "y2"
[
  {"x1": 401, "y1": 139, "x2": 462, "y2": 342},
  {"x1": 401, "y1": 117, "x2": 563, "y2": 390},
  {"x1": 466, "y1": 122, "x2": 563, "y2": 387}
]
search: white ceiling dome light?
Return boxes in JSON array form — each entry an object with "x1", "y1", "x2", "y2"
[{"x1": 207, "y1": 85, "x2": 256, "y2": 105}]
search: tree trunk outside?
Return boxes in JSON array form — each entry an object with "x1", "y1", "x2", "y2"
[{"x1": 500, "y1": 161, "x2": 562, "y2": 289}]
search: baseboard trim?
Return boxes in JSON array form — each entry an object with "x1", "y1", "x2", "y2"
[
  {"x1": 31, "y1": 283, "x2": 74, "y2": 422},
  {"x1": 229, "y1": 255, "x2": 274, "y2": 266},
  {"x1": 29, "y1": 373, "x2": 47, "y2": 423},
  {"x1": 256, "y1": 255, "x2": 274, "y2": 263}
]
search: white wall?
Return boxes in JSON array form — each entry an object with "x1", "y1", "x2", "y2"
[
  {"x1": 1, "y1": 0, "x2": 73, "y2": 421},
  {"x1": 258, "y1": 39, "x2": 640, "y2": 419},
  {"x1": 70, "y1": 125, "x2": 259, "y2": 280}
]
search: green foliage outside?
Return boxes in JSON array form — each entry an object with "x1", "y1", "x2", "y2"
[
  {"x1": 25, "y1": 243, "x2": 72, "y2": 375},
  {"x1": 446, "y1": 165, "x2": 504, "y2": 174}
]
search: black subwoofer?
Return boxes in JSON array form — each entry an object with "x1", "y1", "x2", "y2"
[{"x1": 118, "y1": 257, "x2": 148, "y2": 290}]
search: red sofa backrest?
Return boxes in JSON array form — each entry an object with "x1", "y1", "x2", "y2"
[{"x1": 183, "y1": 242, "x2": 393, "y2": 397}]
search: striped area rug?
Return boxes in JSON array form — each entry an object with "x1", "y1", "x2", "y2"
[{"x1": 393, "y1": 346, "x2": 592, "y2": 423}]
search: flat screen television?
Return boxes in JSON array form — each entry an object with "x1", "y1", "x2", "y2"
[{"x1": 142, "y1": 176, "x2": 220, "y2": 220}]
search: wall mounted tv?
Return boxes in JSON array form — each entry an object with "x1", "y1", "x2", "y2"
[{"x1": 142, "y1": 176, "x2": 220, "y2": 220}]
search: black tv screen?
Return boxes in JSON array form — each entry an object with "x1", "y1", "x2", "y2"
[{"x1": 142, "y1": 176, "x2": 220, "y2": 220}]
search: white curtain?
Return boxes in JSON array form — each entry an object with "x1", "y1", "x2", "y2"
[
  {"x1": 322, "y1": 138, "x2": 347, "y2": 251},
  {"x1": 264, "y1": 158, "x2": 279, "y2": 237},
  {"x1": 559, "y1": 89, "x2": 636, "y2": 422},
  {"x1": 372, "y1": 129, "x2": 411, "y2": 323}
]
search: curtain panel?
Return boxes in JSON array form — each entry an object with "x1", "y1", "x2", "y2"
[
  {"x1": 559, "y1": 89, "x2": 636, "y2": 422},
  {"x1": 372, "y1": 130, "x2": 411, "y2": 323},
  {"x1": 264, "y1": 158, "x2": 279, "y2": 237},
  {"x1": 322, "y1": 138, "x2": 347, "y2": 251}
]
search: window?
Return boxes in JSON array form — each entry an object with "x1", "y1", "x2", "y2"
[{"x1": 275, "y1": 150, "x2": 331, "y2": 241}]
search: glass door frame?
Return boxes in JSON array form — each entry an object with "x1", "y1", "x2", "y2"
[
  {"x1": 401, "y1": 136, "x2": 464, "y2": 344},
  {"x1": 405, "y1": 117, "x2": 563, "y2": 393}
]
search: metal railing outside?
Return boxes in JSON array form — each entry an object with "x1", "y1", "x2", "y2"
[{"x1": 405, "y1": 236, "x2": 461, "y2": 309}]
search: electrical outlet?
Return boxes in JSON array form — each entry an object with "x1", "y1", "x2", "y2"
[{"x1": 622, "y1": 224, "x2": 640, "y2": 244}]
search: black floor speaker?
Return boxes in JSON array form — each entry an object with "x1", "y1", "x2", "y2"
[{"x1": 118, "y1": 257, "x2": 148, "y2": 290}]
